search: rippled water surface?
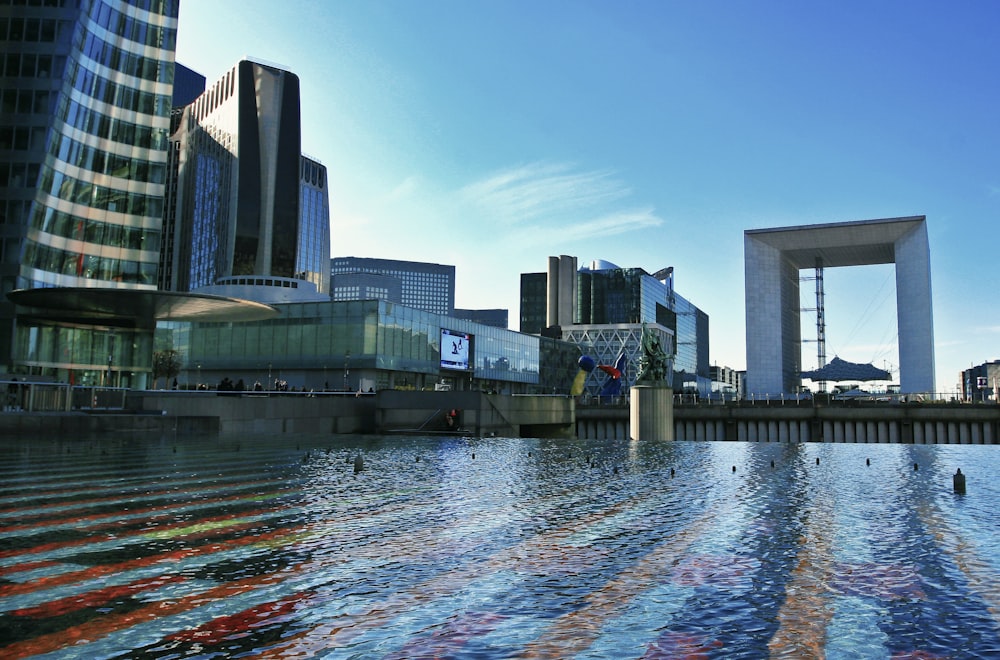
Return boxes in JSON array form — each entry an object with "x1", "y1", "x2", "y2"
[{"x1": 1, "y1": 434, "x2": 998, "y2": 659}]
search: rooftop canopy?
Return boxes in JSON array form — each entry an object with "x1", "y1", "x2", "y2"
[{"x1": 7, "y1": 288, "x2": 279, "y2": 324}]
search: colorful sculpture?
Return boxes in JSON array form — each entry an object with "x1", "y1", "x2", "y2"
[{"x1": 571, "y1": 352, "x2": 627, "y2": 397}]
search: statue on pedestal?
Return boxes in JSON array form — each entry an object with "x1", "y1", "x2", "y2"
[{"x1": 636, "y1": 323, "x2": 669, "y2": 384}]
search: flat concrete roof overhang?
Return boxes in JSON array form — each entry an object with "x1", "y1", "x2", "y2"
[
  {"x1": 7, "y1": 287, "x2": 280, "y2": 324},
  {"x1": 744, "y1": 215, "x2": 926, "y2": 268}
]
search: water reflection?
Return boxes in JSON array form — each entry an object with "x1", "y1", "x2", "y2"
[{"x1": 0, "y1": 435, "x2": 997, "y2": 659}]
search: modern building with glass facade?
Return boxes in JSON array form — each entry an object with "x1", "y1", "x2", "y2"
[
  {"x1": 520, "y1": 256, "x2": 711, "y2": 396},
  {"x1": 330, "y1": 257, "x2": 455, "y2": 316},
  {"x1": 165, "y1": 59, "x2": 305, "y2": 295},
  {"x1": 163, "y1": 299, "x2": 578, "y2": 395},
  {"x1": 2, "y1": 0, "x2": 179, "y2": 384},
  {"x1": 296, "y1": 155, "x2": 329, "y2": 296}
]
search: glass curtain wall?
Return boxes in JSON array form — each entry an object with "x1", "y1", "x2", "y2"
[{"x1": 8, "y1": 0, "x2": 179, "y2": 385}]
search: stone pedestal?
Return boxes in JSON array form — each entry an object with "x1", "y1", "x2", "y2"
[{"x1": 630, "y1": 384, "x2": 674, "y2": 441}]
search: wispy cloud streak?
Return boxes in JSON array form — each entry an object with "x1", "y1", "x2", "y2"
[
  {"x1": 458, "y1": 161, "x2": 663, "y2": 246},
  {"x1": 460, "y1": 162, "x2": 633, "y2": 224}
]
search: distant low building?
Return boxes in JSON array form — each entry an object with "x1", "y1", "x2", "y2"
[
  {"x1": 961, "y1": 361, "x2": 1000, "y2": 403},
  {"x1": 710, "y1": 365, "x2": 743, "y2": 399},
  {"x1": 330, "y1": 257, "x2": 455, "y2": 316},
  {"x1": 453, "y1": 308, "x2": 508, "y2": 329}
]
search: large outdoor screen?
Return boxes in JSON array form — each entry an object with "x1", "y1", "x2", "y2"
[{"x1": 440, "y1": 328, "x2": 472, "y2": 371}]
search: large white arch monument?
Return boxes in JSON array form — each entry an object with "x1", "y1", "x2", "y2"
[{"x1": 744, "y1": 216, "x2": 934, "y2": 396}]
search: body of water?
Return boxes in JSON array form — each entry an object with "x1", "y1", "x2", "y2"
[{"x1": 0, "y1": 434, "x2": 998, "y2": 658}]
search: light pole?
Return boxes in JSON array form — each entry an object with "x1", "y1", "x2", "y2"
[
  {"x1": 344, "y1": 351, "x2": 350, "y2": 391},
  {"x1": 106, "y1": 329, "x2": 115, "y2": 388}
]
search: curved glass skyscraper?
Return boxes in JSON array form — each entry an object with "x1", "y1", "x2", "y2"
[{"x1": 2, "y1": 0, "x2": 178, "y2": 383}]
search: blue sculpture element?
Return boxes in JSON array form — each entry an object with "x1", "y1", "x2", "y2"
[{"x1": 597, "y1": 351, "x2": 627, "y2": 397}]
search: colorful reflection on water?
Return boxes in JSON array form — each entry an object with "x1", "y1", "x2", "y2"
[{"x1": 0, "y1": 434, "x2": 998, "y2": 659}]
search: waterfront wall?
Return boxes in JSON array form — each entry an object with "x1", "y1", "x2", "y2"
[
  {"x1": 0, "y1": 389, "x2": 574, "y2": 438},
  {"x1": 375, "y1": 391, "x2": 574, "y2": 437},
  {"x1": 577, "y1": 403, "x2": 1000, "y2": 444},
  {"x1": 136, "y1": 391, "x2": 376, "y2": 435}
]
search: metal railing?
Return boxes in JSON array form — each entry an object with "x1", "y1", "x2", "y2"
[{"x1": 2, "y1": 380, "x2": 128, "y2": 413}]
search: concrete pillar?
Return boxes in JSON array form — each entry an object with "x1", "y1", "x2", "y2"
[
  {"x1": 959, "y1": 423, "x2": 970, "y2": 445},
  {"x1": 630, "y1": 385, "x2": 674, "y2": 441}
]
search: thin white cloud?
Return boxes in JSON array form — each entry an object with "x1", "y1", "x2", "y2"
[
  {"x1": 456, "y1": 161, "x2": 664, "y2": 249},
  {"x1": 386, "y1": 175, "x2": 419, "y2": 201},
  {"x1": 460, "y1": 162, "x2": 632, "y2": 224},
  {"x1": 513, "y1": 207, "x2": 663, "y2": 246}
]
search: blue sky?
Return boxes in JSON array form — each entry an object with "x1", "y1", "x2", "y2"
[{"x1": 176, "y1": 1, "x2": 1000, "y2": 394}]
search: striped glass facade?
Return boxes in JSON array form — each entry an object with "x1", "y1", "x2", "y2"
[
  {"x1": 19, "y1": 0, "x2": 176, "y2": 290},
  {"x1": 2, "y1": 0, "x2": 178, "y2": 384}
]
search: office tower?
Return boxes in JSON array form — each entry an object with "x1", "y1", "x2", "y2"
[
  {"x1": 297, "y1": 155, "x2": 330, "y2": 295},
  {"x1": 520, "y1": 256, "x2": 710, "y2": 395},
  {"x1": 1, "y1": 0, "x2": 179, "y2": 380},
  {"x1": 171, "y1": 62, "x2": 205, "y2": 108},
  {"x1": 330, "y1": 257, "x2": 455, "y2": 316},
  {"x1": 165, "y1": 59, "x2": 302, "y2": 294}
]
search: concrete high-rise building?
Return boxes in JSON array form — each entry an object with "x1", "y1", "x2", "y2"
[
  {"x1": 330, "y1": 257, "x2": 455, "y2": 316},
  {"x1": 1, "y1": 0, "x2": 180, "y2": 380}
]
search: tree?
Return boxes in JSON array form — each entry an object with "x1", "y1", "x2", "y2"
[{"x1": 152, "y1": 349, "x2": 182, "y2": 389}]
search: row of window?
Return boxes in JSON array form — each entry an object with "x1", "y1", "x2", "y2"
[
  {"x1": 0, "y1": 16, "x2": 71, "y2": 44},
  {"x1": 216, "y1": 277, "x2": 300, "y2": 289},
  {"x1": 0, "y1": 199, "x2": 31, "y2": 225},
  {"x1": 80, "y1": 28, "x2": 173, "y2": 84},
  {"x1": 39, "y1": 163, "x2": 164, "y2": 218},
  {"x1": 68, "y1": 56, "x2": 171, "y2": 117},
  {"x1": 301, "y1": 159, "x2": 326, "y2": 187},
  {"x1": 0, "y1": 125, "x2": 47, "y2": 152},
  {"x1": 16, "y1": 322, "x2": 153, "y2": 373},
  {"x1": 62, "y1": 91, "x2": 170, "y2": 150},
  {"x1": 87, "y1": 0, "x2": 177, "y2": 49},
  {"x1": 0, "y1": 87, "x2": 55, "y2": 116},
  {"x1": 0, "y1": 161, "x2": 40, "y2": 190},
  {"x1": 50, "y1": 129, "x2": 166, "y2": 184},
  {"x1": 29, "y1": 203, "x2": 160, "y2": 252},
  {"x1": 1, "y1": 0, "x2": 69, "y2": 10},
  {"x1": 0, "y1": 52, "x2": 67, "y2": 79},
  {"x1": 22, "y1": 239, "x2": 158, "y2": 284},
  {"x1": 190, "y1": 65, "x2": 234, "y2": 122}
]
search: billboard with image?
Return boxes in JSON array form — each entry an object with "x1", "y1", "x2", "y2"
[{"x1": 440, "y1": 328, "x2": 472, "y2": 371}]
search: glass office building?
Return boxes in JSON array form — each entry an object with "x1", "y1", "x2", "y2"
[
  {"x1": 520, "y1": 257, "x2": 711, "y2": 396},
  {"x1": 166, "y1": 59, "x2": 302, "y2": 293},
  {"x1": 164, "y1": 299, "x2": 578, "y2": 395},
  {"x1": 3, "y1": 0, "x2": 179, "y2": 383},
  {"x1": 331, "y1": 257, "x2": 455, "y2": 316},
  {"x1": 297, "y1": 156, "x2": 329, "y2": 295}
]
